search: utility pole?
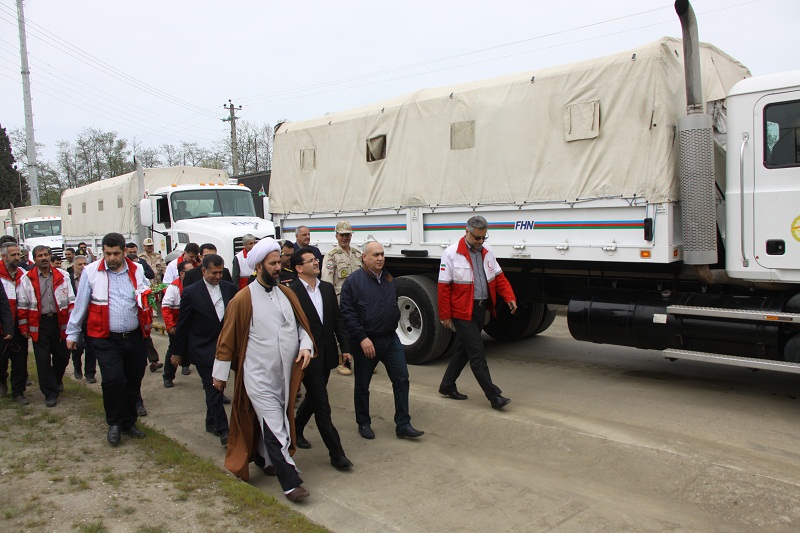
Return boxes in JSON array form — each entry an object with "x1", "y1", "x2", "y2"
[
  {"x1": 16, "y1": 0, "x2": 39, "y2": 205},
  {"x1": 222, "y1": 100, "x2": 242, "y2": 176}
]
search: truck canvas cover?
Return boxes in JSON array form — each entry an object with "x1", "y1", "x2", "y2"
[
  {"x1": 270, "y1": 37, "x2": 749, "y2": 215},
  {"x1": 61, "y1": 166, "x2": 229, "y2": 237}
]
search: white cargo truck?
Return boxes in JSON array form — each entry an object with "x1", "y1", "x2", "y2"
[
  {"x1": 61, "y1": 166, "x2": 275, "y2": 267},
  {"x1": 269, "y1": 1, "x2": 800, "y2": 369},
  {"x1": 3, "y1": 205, "x2": 63, "y2": 260}
]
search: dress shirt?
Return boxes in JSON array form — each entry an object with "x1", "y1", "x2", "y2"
[
  {"x1": 299, "y1": 277, "x2": 324, "y2": 323},
  {"x1": 37, "y1": 270, "x2": 57, "y2": 314},
  {"x1": 468, "y1": 244, "x2": 488, "y2": 300},
  {"x1": 66, "y1": 261, "x2": 139, "y2": 341},
  {"x1": 204, "y1": 279, "x2": 225, "y2": 321}
]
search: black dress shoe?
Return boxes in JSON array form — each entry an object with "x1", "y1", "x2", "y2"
[
  {"x1": 123, "y1": 426, "x2": 146, "y2": 439},
  {"x1": 181, "y1": 366, "x2": 191, "y2": 376},
  {"x1": 45, "y1": 397, "x2": 57, "y2": 408},
  {"x1": 358, "y1": 424, "x2": 375, "y2": 440},
  {"x1": 396, "y1": 425, "x2": 424, "y2": 439},
  {"x1": 85, "y1": 375, "x2": 97, "y2": 384},
  {"x1": 163, "y1": 379, "x2": 174, "y2": 388},
  {"x1": 206, "y1": 424, "x2": 222, "y2": 436},
  {"x1": 73, "y1": 371, "x2": 83, "y2": 381},
  {"x1": 222, "y1": 394, "x2": 231, "y2": 405},
  {"x1": 57, "y1": 383, "x2": 64, "y2": 393},
  {"x1": 490, "y1": 395, "x2": 511, "y2": 410},
  {"x1": 220, "y1": 432, "x2": 229, "y2": 446},
  {"x1": 263, "y1": 464, "x2": 277, "y2": 476},
  {"x1": 296, "y1": 435, "x2": 311, "y2": 449},
  {"x1": 439, "y1": 388, "x2": 468, "y2": 400},
  {"x1": 12, "y1": 394, "x2": 29, "y2": 405},
  {"x1": 107, "y1": 425, "x2": 121, "y2": 446},
  {"x1": 331, "y1": 455, "x2": 353, "y2": 471},
  {"x1": 136, "y1": 403, "x2": 148, "y2": 417}
]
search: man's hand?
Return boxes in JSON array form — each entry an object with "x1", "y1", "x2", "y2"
[
  {"x1": 167, "y1": 326, "x2": 175, "y2": 335},
  {"x1": 66, "y1": 340, "x2": 77, "y2": 350},
  {"x1": 296, "y1": 349, "x2": 312, "y2": 369},
  {"x1": 212, "y1": 377, "x2": 226, "y2": 391},
  {"x1": 360, "y1": 338, "x2": 375, "y2": 358},
  {"x1": 508, "y1": 301, "x2": 518, "y2": 314},
  {"x1": 342, "y1": 352, "x2": 353, "y2": 364},
  {"x1": 441, "y1": 318, "x2": 452, "y2": 330},
  {"x1": 3, "y1": 334, "x2": 12, "y2": 341},
  {"x1": 170, "y1": 354, "x2": 182, "y2": 367},
  {"x1": 21, "y1": 332, "x2": 30, "y2": 340}
]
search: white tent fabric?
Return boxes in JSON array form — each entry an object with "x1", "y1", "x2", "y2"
[
  {"x1": 270, "y1": 37, "x2": 750, "y2": 216},
  {"x1": 61, "y1": 166, "x2": 230, "y2": 237}
]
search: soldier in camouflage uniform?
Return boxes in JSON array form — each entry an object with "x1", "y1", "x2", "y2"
[{"x1": 322, "y1": 221, "x2": 361, "y2": 376}]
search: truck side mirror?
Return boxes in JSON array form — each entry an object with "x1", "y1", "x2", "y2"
[{"x1": 139, "y1": 199, "x2": 153, "y2": 227}]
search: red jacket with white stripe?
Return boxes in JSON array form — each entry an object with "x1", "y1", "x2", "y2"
[
  {"x1": 233, "y1": 249, "x2": 251, "y2": 289},
  {"x1": 0, "y1": 261, "x2": 22, "y2": 329},
  {"x1": 437, "y1": 238, "x2": 515, "y2": 321},
  {"x1": 84, "y1": 257, "x2": 153, "y2": 338},
  {"x1": 161, "y1": 278, "x2": 183, "y2": 331},
  {"x1": 17, "y1": 267, "x2": 75, "y2": 342}
]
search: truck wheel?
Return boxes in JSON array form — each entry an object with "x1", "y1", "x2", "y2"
[
  {"x1": 483, "y1": 301, "x2": 544, "y2": 341},
  {"x1": 395, "y1": 275, "x2": 452, "y2": 364},
  {"x1": 438, "y1": 334, "x2": 461, "y2": 360},
  {"x1": 528, "y1": 306, "x2": 557, "y2": 337}
]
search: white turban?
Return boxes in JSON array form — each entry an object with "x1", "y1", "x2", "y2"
[{"x1": 246, "y1": 237, "x2": 280, "y2": 271}]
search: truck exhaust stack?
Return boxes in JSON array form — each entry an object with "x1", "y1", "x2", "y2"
[{"x1": 675, "y1": 0, "x2": 717, "y2": 266}]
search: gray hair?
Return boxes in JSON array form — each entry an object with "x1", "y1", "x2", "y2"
[
  {"x1": 73, "y1": 254, "x2": 88, "y2": 264},
  {"x1": 295, "y1": 225, "x2": 309, "y2": 236},
  {"x1": 0, "y1": 242, "x2": 19, "y2": 257},
  {"x1": 242, "y1": 233, "x2": 256, "y2": 245},
  {"x1": 466, "y1": 216, "x2": 488, "y2": 232}
]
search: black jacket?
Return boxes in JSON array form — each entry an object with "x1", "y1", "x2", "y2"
[
  {"x1": 340, "y1": 267, "x2": 400, "y2": 344},
  {"x1": 182, "y1": 266, "x2": 232, "y2": 287},
  {"x1": 0, "y1": 279, "x2": 13, "y2": 337},
  {"x1": 289, "y1": 278, "x2": 350, "y2": 370},
  {"x1": 174, "y1": 279, "x2": 237, "y2": 367}
]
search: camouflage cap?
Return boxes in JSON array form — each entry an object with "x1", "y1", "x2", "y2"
[{"x1": 335, "y1": 221, "x2": 353, "y2": 234}]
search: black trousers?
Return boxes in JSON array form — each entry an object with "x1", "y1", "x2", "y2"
[
  {"x1": 32, "y1": 315, "x2": 70, "y2": 401},
  {"x1": 262, "y1": 419, "x2": 303, "y2": 492},
  {"x1": 71, "y1": 326, "x2": 97, "y2": 377},
  {"x1": 439, "y1": 303, "x2": 502, "y2": 401},
  {"x1": 89, "y1": 331, "x2": 146, "y2": 428},
  {"x1": 1, "y1": 331, "x2": 28, "y2": 396},
  {"x1": 162, "y1": 333, "x2": 190, "y2": 380},
  {"x1": 295, "y1": 355, "x2": 345, "y2": 459},
  {"x1": 144, "y1": 336, "x2": 160, "y2": 363},
  {"x1": 195, "y1": 364, "x2": 229, "y2": 435}
]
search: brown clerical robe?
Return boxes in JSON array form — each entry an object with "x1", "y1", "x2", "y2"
[{"x1": 215, "y1": 283, "x2": 316, "y2": 481}]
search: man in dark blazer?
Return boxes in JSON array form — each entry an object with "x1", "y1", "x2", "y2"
[
  {"x1": 182, "y1": 243, "x2": 232, "y2": 287},
  {"x1": 173, "y1": 253, "x2": 237, "y2": 446},
  {"x1": 289, "y1": 247, "x2": 353, "y2": 471}
]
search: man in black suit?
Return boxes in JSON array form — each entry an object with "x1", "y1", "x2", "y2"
[
  {"x1": 173, "y1": 254, "x2": 237, "y2": 446},
  {"x1": 289, "y1": 247, "x2": 353, "y2": 471},
  {"x1": 182, "y1": 243, "x2": 233, "y2": 287}
]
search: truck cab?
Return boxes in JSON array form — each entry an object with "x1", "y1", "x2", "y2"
[
  {"x1": 6, "y1": 216, "x2": 63, "y2": 260},
  {"x1": 140, "y1": 182, "x2": 275, "y2": 264}
]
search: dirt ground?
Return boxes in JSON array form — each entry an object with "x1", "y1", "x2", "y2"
[{"x1": 0, "y1": 369, "x2": 322, "y2": 533}]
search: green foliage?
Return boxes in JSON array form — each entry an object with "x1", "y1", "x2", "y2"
[{"x1": 0, "y1": 124, "x2": 29, "y2": 208}]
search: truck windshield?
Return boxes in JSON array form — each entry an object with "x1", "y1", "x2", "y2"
[
  {"x1": 22, "y1": 220, "x2": 61, "y2": 238},
  {"x1": 170, "y1": 190, "x2": 256, "y2": 221}
]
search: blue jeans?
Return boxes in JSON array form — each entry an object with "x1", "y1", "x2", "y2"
[{"x1": 352, "y1": 333, "x2": 411, "y2": 430}]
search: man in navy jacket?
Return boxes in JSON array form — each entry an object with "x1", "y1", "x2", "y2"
[{"x1": 340, "y1": 241, "x2": 424, "y2": 441}]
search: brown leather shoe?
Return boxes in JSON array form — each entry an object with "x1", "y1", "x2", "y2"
[
  {"x1": 150, "y1": 362, "x2": 164, "y2": 372},
  {"x1": 285, "y1": 486, "x2": 310, "y2": 502},
  {"x1": 262, "y1": 465, "x2": 277, "y2": 476}
]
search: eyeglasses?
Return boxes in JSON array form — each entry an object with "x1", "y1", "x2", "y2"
[
  {"x1": 300, "y1": 258, "x2": 319, "y2": 265},
  {"x1": 468, "y1": 231, "x2": 488, "y2": 242}
]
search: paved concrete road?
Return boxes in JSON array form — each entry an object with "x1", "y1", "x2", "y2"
[{"x1": 140, "y1": 316, "x2": 800, "y2": 532}]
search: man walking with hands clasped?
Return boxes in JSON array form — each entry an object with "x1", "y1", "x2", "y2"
[{"x1": 438, "y1": 216, "x2": 517, "y2": 410}]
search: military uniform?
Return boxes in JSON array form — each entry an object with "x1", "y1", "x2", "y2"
[
  {"x1": 322, "y1": 247, "x2": 362, "y2": 299},
  {"x1": 139, "y1": 251, "x2": 166, "y2": 285}
]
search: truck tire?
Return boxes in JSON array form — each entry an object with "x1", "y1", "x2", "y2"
[
  {"x1": 528, "y1": 306, "x2": 557, "y2": 337},
  {"x1": 395, "y1": 275, "x2": 452, "y2": 364},
  {"x1": 438, "y1": 334, "x2": 461, "y2": 361},
  {"x1": 483, "y1": 301, "x2": 545, "y2": 342}
]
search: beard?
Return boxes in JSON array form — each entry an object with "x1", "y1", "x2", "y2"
[{"x1": 260, "y1": 268, "x2": 278, "y2": 287}]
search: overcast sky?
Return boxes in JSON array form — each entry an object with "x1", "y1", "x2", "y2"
[{"x1": 0, "y1": 0, "x2": 797, "y2": 163}]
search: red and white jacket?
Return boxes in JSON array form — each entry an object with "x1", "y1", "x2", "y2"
[
  {"x1": 17, "y1": 267, "x2": 75, "y2": 342},
  {"x1": 163, "y1": 252, "x2": 200, "y2": 284},
  {"x1": 161, "y1": 277, "x2": 184, "y2": 331},
  {"x1": 234, "y1": 249, "x2": 251, "y2": 289},
  {"x1": 84, "y1": 257, "x2": 153, "y2": 339},
  {"x1": 438, "y1": 238, "x2": 515, "y2": 321},
  {"x1": 0, "y1": 261, "x2": 22, "y2": 333}
]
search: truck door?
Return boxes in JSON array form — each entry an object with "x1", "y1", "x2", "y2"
[{"x1": 753, "y1": 93, "x2": 800, "y2": 269}]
